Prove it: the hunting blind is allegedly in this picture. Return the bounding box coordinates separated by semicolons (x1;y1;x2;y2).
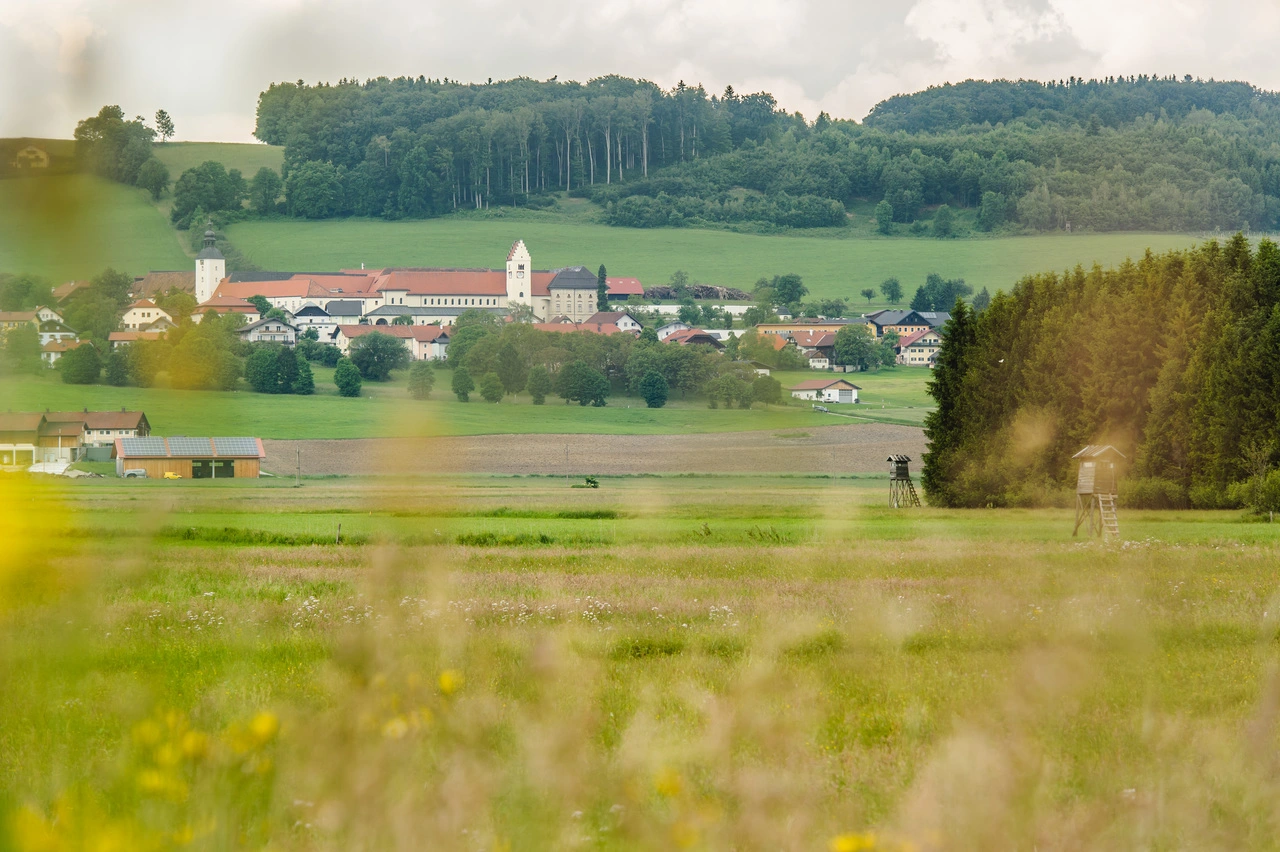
888;455;921;508
1072;445;1125;538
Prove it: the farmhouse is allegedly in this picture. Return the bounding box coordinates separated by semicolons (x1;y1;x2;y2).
238;318;298;346
605;278;645;301
115;436;266;479
789;378;861;403
755;320;855;338
655;321;690;341
0;409;148;466
862;310;950;339
585;311;644;332
41;339;93;365
121;299;173;330
896;329;942;366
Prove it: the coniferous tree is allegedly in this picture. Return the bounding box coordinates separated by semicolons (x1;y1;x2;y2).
921;299;976;506
597;265;609;311
292;354;315;395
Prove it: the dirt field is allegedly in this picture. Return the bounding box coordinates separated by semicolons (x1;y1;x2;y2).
262;424;927;477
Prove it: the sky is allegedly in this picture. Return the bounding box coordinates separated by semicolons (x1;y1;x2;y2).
4;0;1280;143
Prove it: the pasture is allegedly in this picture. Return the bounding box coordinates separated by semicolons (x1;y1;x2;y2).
227;214;1202;304
151;142;284;181
4;472;1280;850
0;174;188;281
0;367;929;439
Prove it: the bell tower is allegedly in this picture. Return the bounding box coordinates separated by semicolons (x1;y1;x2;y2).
505;239;531;307
194;223;226;304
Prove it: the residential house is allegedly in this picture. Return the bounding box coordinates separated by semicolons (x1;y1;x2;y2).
655;321;691;341
46;409;150;447
329;324;450;361
896;328;942;366
731;360;772;376
52;280;90;303
121;299;173;330
290;302;336;338
585;311;644;332
805;350;831;370
191;296;260;325
1;307;76;345
41;339;94;365
789;378;861;403
0;310;38;336
664;329;725;349
238;318;298;346
325;300;364;327
530;321;625;336
108;331;165;349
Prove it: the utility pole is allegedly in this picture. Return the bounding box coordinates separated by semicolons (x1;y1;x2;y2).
295;446;300;487
565;444;569;486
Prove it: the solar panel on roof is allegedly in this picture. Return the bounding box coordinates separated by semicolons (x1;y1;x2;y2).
120;437;167;456
167;437;213;456
213;437;260;456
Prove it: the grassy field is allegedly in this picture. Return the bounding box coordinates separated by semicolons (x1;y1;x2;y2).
228;213;1203;303
4;472;1280;850
151;142;283;180
2;368;880;438
0;174;189;280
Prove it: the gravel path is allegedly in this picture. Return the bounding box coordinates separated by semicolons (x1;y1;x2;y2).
262;424;926;477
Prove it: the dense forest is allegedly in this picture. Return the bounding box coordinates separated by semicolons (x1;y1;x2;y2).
922;235;1280;511
248;74;1280;233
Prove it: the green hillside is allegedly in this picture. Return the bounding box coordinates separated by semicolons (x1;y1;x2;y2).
0;173;188;280
151;141;283;179
227;215;1201;301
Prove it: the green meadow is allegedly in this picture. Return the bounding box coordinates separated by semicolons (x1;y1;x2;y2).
227;213;1202;303
4;367;913;438
4;473;1280;850
0;174;188;281
151;142;284;180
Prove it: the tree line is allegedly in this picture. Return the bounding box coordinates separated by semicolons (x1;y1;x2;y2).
241;75;1280;233
922;234;1280;514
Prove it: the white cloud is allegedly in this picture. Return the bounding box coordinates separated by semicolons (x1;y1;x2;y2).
5;0;1280;141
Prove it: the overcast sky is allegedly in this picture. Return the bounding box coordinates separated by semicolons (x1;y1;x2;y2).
4;0;1280;143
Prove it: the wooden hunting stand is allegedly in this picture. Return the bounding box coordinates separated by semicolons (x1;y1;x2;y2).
1072;445;1125;538
888;455;921;508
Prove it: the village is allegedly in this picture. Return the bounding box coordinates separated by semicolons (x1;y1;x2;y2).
1;234;949;476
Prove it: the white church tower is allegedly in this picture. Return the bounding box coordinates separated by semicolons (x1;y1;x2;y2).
194;223;225;304
505;239;531;308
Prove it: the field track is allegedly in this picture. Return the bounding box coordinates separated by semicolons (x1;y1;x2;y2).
263;423;926;476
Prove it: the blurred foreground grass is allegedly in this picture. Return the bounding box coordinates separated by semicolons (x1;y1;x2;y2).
4;473;1280;850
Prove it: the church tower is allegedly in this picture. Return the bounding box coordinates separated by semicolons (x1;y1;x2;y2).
505;239;531;308
194;223;225;304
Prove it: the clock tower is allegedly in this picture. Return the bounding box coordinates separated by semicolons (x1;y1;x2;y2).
505;239;531;307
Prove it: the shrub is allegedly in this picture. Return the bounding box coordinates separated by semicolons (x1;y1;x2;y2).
479;371;504;403
349;332;409;381
292;354;314;395
1119;477;1189;509
638;370;669;408
58;344;101;384
334;357;362;397
407;361;436;399
525;365;552;404
452;366;475;402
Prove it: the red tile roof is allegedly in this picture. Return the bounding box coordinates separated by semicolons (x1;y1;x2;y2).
606;277;644;296
896;329;937;348
665;329;724;347
334;324;449;342
52;280;90;302
792;330;836;349
194;296;258;313
132;271;194;297
42;339;91;353
530;322;624;335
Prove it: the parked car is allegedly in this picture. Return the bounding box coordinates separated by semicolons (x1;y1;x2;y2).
122;469;147;478
163;471;183;480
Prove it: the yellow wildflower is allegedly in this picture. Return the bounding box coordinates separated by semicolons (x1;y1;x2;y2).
438;669;464;695
654;767;683;798
249;711;279;744
829;832;877;852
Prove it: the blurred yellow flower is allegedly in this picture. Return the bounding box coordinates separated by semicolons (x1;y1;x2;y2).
438;669;463;695
830;832;877;852
250;711;279;743
382;716;410;739
654;767;683;798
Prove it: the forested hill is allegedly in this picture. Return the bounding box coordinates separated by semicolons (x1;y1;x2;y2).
864;77;1278;133
250;75;1280;233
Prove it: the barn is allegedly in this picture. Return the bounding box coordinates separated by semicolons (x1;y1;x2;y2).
114;437;266;479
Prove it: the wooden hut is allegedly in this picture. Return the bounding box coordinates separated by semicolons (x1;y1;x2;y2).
887;454;920;508
1071;445;1125;537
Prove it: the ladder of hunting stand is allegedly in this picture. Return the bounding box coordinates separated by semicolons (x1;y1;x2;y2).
1098;493;1119;537
904;478;921;507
